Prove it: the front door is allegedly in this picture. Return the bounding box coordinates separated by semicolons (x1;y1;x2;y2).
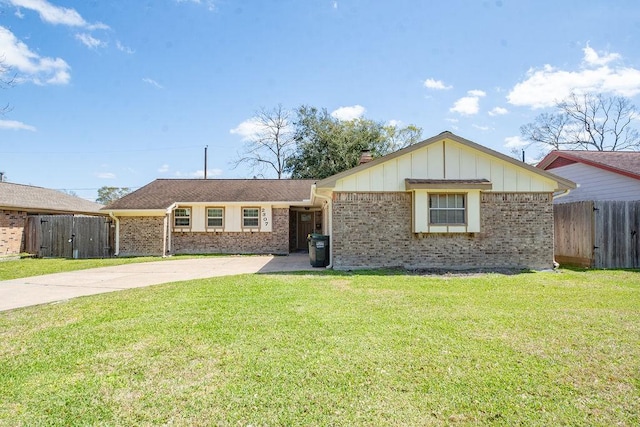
297;211;315;250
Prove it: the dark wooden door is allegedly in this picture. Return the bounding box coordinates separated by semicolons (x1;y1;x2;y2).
297;211;315;250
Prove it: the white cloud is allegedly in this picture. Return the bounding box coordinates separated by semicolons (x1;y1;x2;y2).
424;78;452;90
507;44;640;109
230;117;263;141
332;1;338;9
331;105;366;121
0;119;36;131
488;107;508;116
449;89;486;116
75;33;106;49
445;118;459;123
116;41;134;54
7;0;108;29
583;44;620;66
96;172;116;179
468;89;486;97
158;164;169;173
142;77;163;89
387;119;402;127
504;136;528;149
0;26;71;85
472;124;490;131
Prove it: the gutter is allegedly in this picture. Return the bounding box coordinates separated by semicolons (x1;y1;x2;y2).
311;184;333;269
108;211;120;256
553;184;578;201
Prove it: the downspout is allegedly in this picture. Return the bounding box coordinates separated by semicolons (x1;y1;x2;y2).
311;184;333;269
108;211;119;256
164;203;177;257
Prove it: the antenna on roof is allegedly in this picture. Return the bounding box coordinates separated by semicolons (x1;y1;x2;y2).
204;145;208;179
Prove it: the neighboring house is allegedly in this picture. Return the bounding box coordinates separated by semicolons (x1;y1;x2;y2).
103;179;319;257
537;150;640;268
106;131;575;271
536;150;640;203
0;182;104;257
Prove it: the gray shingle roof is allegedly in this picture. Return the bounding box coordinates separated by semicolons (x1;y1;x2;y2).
103;179;316;210
537;150;640;180
0;182;104;214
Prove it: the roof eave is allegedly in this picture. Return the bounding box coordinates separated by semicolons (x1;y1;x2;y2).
1;205;106;215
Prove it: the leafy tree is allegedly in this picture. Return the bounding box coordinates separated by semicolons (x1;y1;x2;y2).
286;106;422;179
521;93;640;153
96;186;131;205
232;104;296;179
383;123;423;152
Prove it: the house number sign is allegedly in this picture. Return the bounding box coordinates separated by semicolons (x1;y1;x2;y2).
262;207;269;228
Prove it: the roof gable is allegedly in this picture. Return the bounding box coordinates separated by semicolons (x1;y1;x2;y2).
537;150;640;181
104;179;316;210
317;131;575;192
0;182;104;214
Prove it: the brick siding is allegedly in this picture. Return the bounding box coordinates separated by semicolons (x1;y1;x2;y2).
331;192;554;271
119;216;165;256
0;209;27;256
172;208;290;255
118;209;291;256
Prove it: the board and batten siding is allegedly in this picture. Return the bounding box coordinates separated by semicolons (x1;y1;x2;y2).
333;138;558;193
545;163;640;203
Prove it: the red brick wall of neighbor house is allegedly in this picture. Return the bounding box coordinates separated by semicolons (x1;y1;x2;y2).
0;209;27;256
331;192;554;270
171;208;290;255
119;216;165;256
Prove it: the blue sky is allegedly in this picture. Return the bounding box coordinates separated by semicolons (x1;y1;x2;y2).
1;0;639;201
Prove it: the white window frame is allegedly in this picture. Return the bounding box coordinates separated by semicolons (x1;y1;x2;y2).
173;207;191;230
429;193;466;225
242;207;260;230
206;207;224;230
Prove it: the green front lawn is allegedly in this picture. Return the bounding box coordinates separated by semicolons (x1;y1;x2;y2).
1;270;639;425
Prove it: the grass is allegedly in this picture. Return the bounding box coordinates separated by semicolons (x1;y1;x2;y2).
1;269;639;425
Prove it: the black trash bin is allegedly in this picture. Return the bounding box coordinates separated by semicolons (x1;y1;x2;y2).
308;233;330;267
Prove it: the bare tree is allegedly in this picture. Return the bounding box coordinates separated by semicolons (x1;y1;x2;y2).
233;104;295;179
0;57;15;115
521;92;639;153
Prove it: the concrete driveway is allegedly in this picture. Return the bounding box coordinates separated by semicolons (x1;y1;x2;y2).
0;253;318;312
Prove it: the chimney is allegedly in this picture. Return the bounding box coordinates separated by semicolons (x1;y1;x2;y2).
358;149;373;165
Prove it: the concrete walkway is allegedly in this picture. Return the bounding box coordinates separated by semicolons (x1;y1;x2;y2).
0;253;319;312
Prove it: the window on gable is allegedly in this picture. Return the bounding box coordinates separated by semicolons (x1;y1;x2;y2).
242;207;260;228
207;207;224;229
429;194;466;225
174;207;191;228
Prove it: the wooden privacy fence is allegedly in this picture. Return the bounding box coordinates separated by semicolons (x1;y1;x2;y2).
554;201;640;269
24;215;113;259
